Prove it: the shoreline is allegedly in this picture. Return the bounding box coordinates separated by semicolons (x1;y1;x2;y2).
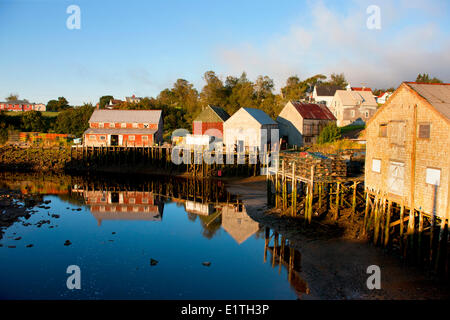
225;176;450;299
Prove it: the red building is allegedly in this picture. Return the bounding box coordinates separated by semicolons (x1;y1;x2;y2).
0;100;45;112
83;109;163;147
192;105;230;139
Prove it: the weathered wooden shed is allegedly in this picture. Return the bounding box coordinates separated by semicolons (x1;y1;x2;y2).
223;107;278;151
192;105;230;139
365;82;450;220
276;101;336;147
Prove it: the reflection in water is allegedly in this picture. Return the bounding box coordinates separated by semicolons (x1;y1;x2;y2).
264;227;310;298
0;172;309;299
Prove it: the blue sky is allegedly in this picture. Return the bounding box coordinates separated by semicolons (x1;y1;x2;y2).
1;0;449;105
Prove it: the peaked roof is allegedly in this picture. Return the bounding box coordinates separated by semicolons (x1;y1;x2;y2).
243;108;277;125
89;109;162;123
289;101;336;120
335;90;377;107
315;85;341;96
405;82;450;120
195;105;230;122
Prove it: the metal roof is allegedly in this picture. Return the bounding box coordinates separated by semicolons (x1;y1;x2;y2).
89;109;162;123
335;90;377;107
243;108;277;125
290;101;336;120
406;82;450;120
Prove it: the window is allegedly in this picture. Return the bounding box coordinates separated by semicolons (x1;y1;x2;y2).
129;198;135;204
372;159;381;173
418;123;430;139
99;122;104;128
426;168;440;186
121;123;126;128
142;136;148;141
89;135;96;140
351;110;355;117
109;123;115;128
100;135;106;140
365;111;369;118
132;123;138;128
379;124;387;137
128;135;135;141
144;123;149;128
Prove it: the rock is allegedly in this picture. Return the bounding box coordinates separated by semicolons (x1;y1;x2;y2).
44;200;51;204
26;244;33;248
150;258;158;266
202;262;212;267
51;214;60;218
112;232;116;234
14;237;22;241
64;240;72;246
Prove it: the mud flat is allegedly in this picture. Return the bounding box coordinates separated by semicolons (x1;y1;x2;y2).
225;176;450;300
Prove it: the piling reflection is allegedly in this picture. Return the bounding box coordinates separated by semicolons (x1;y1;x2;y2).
264;227;310;298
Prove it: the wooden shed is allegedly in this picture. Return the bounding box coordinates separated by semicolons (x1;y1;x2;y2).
192;105;230;139
365;82;450;220
276;101;336;147
223;107;278;151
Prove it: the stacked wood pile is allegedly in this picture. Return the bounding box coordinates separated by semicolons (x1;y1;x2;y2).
280;151;347;182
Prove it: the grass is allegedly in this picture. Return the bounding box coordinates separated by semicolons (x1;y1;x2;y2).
308;139;365;154
339;124;365;135
4;111;60;117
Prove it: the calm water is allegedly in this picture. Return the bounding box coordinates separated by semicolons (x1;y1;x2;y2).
0;173;304;299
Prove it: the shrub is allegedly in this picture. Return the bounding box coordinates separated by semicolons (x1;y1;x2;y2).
317;122;341;144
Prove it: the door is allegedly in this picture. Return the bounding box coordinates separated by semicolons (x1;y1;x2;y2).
388;161;405;195
110;135;119;146
118;135;123;146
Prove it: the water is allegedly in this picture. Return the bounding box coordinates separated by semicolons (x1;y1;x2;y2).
0;173;303;299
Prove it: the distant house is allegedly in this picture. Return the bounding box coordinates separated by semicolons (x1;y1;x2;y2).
376;91;393;104
192;105;230;140
83;109;163;147
33;103;46;112
125;95;143;104
0;100;45;112
223;107;278;151
329;90;378;126
365;82;450;220
276;101;336;147
312;85;341;106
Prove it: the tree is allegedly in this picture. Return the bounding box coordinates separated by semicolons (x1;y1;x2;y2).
54;104;94;136
416;73;443;84
317;122;341;144
99;95;114;109
326;73;348;89
6;94;19;101
47;96;70;112
254;75;274;100
200;71;226;107
21;110;45;132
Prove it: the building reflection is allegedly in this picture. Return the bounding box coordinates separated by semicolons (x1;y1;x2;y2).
221;203;260;245
264;227;310;299
73;187;164;226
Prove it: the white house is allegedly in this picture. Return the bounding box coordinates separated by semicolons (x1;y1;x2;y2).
328;90;378;127
223;107;278;151
376;91;393;104
312;85;341;107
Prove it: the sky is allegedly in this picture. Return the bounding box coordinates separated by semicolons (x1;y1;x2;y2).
0;0;449;105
